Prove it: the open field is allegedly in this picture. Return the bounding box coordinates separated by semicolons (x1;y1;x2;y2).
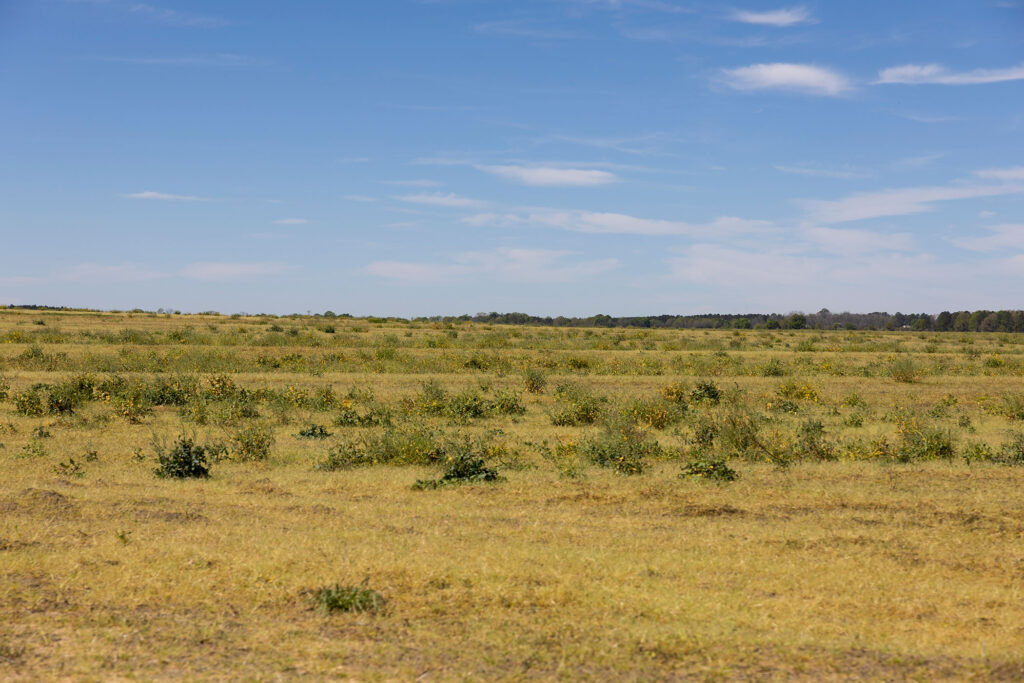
2;309;1024;680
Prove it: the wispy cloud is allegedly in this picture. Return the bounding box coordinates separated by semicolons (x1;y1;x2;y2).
123;190;209;201
800;181;1024;223
397;192;486;208
876;62;1024;85
1;261;287;286
803;226;914;254
774;163;870;179
952;224;1024;252
273;218;308;225
729;6;815;27
367;248;618;284
465;209;773;236
476;165;618;187
720;63;852;95
975;166;1024;181
343;195;378;203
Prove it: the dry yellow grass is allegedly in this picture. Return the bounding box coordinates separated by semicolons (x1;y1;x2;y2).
1;309;1023;679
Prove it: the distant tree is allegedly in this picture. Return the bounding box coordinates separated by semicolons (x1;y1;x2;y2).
733;317;751;329
784;313;806;330
934;311;953;332
764;319;781;329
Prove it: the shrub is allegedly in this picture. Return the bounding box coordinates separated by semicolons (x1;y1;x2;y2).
681;455;738;483
690;381;721;405
791;420;837;461
491;390;526;416
624;398;680;430
550;383;605;426
580;417;660;475
231;423;275;461
316;425;448;471
297;424;332;440
758;358;786;377
541;440;586;479
412;442;502;489
445;389;489;422
888;357;920;383
523;369;547;394
13;388;46;417
305;578;386;614
997;432;1024;464
0;375;8;401
776;381;820;403
997;393;1024;421
661;382;689;404
154;436;211;479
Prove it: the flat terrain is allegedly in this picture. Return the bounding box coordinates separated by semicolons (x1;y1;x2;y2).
1;309;1023;680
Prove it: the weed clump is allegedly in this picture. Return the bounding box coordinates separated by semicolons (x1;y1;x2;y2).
412;436;503;489
154;436;211;479
580;416;660;475
681;455;738;483
297;424;332;440
231;423;275;461
305;578;386;614
689;381;721;405
550;383;605;426
523;369;547;394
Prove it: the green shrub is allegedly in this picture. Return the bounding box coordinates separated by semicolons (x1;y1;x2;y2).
888;357;920;383
997;432;1024;464
231;423;274;461
624;398;681;430
550;383;605;426
758;358;786;377
412;439;502;489
0;375;9;401
580;417;660;475
522;369;547;394
305;578;386;614
689;381;721;404
791;420;837;461
297;424;332;439
316;425;448;470
154;436;211;479
681;455;737;483
491;390;526;416
13;388;46;417
661;382;689;404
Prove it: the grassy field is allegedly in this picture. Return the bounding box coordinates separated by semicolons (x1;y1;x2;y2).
2;309;1024;680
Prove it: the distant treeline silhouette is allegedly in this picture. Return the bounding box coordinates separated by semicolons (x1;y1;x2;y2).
7;305;1024;332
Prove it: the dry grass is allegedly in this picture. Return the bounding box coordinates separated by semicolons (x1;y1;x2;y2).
1;309;1023;680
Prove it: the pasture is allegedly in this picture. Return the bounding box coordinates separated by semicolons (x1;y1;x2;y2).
1;309;1023;680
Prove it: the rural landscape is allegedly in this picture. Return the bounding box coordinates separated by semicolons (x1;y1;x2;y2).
2;306;1023;679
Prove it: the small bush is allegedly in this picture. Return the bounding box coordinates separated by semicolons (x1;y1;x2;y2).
54;458;85;479
681;455;738;483
13;388;46;417
580;417;660;475
297;424;332;440
231;423;275;461
661;382;689;404
550;383;605;426
997;432;1024;464
791;420;837;462
154;436;211;479
758;358;786;377
522;369;547;394
888;357;920;383
412;437;503;489
690;381;721;405
624;398;680;430
491;390;526;416
306;578;386;614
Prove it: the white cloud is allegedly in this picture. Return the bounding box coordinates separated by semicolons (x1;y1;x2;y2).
730;6;814;26
803;226;914;254
465;209;773;236
876;62;1024;85
124;190;209;201
951;224;1024;252
774;163;870;179
721;63;852;95
975;166;1024;181
367;248;619;284
343;195;378;202
799;182;1024;223
476;165;618;187
274;218;308;225
178;262;288;281
397;192;485;208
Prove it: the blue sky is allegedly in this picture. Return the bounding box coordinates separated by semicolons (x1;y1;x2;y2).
1;0;1022;316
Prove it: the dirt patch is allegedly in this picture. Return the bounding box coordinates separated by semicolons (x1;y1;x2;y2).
0;489;80;519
